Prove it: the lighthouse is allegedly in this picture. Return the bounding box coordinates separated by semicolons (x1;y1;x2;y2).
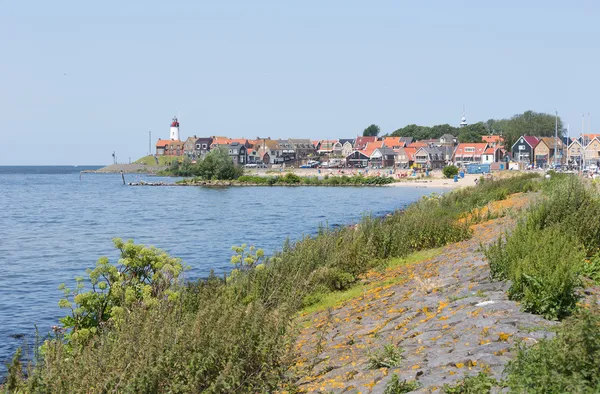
170;116;180;140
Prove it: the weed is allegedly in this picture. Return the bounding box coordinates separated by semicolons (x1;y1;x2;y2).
383;374;420;393
442;372;499;393
368;344;403;369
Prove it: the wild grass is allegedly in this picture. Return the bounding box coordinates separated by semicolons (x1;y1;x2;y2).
4;174;540;393
485;175;600;320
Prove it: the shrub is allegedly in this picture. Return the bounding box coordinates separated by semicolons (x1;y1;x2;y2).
443;165;459;179
368;344;403;369
165;148;244;179
384;374;420;394
442;372;498;393
504;305;600;393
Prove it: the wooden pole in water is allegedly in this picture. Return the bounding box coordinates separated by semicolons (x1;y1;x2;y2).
120;170;125;185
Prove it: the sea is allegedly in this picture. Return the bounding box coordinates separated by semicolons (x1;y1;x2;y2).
0;166;443;376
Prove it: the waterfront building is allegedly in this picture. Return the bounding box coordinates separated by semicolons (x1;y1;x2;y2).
453;143;489;166
510;136;539;164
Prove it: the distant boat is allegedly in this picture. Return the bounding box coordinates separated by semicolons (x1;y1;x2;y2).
74;165;79;168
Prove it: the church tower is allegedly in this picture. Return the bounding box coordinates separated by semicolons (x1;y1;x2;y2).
460;106;467;128
170;116;180;140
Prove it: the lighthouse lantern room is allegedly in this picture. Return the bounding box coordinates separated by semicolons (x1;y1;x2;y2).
170;116;180;141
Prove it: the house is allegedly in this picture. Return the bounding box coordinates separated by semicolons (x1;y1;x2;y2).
453;143;489;165
254;139;283;164
511;136;539;164
223;142;247;165
584;137;600;167
371;147;397;168
354;136;378;150
403;147;417;168
414;146;445;169
345;151;370;168
194;137;213;157
246;148;262;164
230;138;251;148
567;139;583;167
317;140;337;155
533;139;550;167
482;147;504;164
183;136;198;158
539;137;565;164
439;134;457;146
156;139;184;156
288;139;317;165
277;140;296;163
339;139;355;157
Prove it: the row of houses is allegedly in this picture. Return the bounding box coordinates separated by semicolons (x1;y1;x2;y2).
154;118;600;169
510;134;600;168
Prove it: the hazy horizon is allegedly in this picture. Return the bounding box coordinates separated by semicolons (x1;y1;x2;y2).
2;1;599;165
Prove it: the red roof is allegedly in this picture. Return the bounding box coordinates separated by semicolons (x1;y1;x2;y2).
359;141;384;157
484;147;495;154
454;143;488;158
212;137;232;146
522;136;540;148
156;139;171;147
407;141;427;148
482;135;504;143
382;137;405;148
230;138;248;145
403;147;417;161
354;136;378;148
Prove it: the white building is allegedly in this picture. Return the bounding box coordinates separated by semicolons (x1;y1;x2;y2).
170;116;180;140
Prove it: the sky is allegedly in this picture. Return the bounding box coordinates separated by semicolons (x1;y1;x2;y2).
1;0;598;165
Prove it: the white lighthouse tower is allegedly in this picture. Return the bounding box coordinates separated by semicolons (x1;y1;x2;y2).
170;116;180;140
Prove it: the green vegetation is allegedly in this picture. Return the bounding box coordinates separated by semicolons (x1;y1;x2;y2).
363;124;381;137
384;374;420;393
504;305;600;393
234;173;394;186
134;155;178;166
163;148;244;179
367;343;403;369
389;110;563;145
5;174;540;393
442;372;498;393
485;175;600;320
442;165;459;179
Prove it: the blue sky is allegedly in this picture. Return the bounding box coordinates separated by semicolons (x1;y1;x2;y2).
1;0;598;165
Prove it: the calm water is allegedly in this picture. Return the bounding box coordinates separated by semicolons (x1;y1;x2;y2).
0;166;443;374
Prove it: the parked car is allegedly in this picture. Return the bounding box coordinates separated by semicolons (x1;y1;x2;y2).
255;163;268;169
244;163;257;168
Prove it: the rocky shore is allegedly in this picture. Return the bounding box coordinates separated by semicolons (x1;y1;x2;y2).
293;193;555;393
82;163;167;174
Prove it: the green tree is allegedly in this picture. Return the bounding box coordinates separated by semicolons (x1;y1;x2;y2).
458;122;487;143
489;110;564;149
363;124;381;137
391;124;431;140
58;239;185;343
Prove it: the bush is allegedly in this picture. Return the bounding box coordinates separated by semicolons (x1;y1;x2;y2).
504;306;600;393
368;344;403;369
485;175;600;320
384;374;420;394
442;165;459;179
165;148;244;180
442;372;498;393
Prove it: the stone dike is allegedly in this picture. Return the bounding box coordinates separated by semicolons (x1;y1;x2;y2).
292;193;554;393
83;163;167;174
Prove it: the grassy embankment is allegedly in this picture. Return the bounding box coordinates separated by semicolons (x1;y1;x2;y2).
443;174;600;393
134;155;180;166
4;174;542;393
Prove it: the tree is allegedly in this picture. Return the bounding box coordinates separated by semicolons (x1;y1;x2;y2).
58;239;185;344
363;124;381;137
442;165;459;179
487;111;564;149
391;124;431;140
458;122;488;143
166;148;244;179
